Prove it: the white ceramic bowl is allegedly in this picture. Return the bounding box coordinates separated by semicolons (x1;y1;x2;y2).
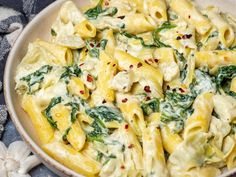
3;0;236;177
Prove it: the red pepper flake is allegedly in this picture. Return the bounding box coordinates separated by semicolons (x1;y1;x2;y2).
125;124;129;129
144;60;149;64
96;43;101;48
146;96;151;101
102;99;107;104
176;36;181;40
144;86;151;93
179;88;185;93
117;16;125;19
154;59;159;63
122;98;128;103
120;165;125;169
129;64;133;69
87;74;93;82
80;90;85;94
79;63;84;67
105;1;109;6
90;43;94;47
182;34;192;39
188;15;191;19
128;144;134;149
107;62;111;65
148;58;153;63
113;64;116;67
137;62;143;68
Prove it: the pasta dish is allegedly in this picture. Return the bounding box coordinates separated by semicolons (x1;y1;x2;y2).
15;0;236;176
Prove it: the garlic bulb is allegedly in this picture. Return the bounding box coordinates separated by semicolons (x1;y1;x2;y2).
0;141;41;177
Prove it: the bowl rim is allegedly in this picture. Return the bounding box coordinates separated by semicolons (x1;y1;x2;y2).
3;0;236;177
3;0;83;176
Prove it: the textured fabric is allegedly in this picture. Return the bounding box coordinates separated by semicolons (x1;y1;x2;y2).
0;0;54;138
0;0;58;176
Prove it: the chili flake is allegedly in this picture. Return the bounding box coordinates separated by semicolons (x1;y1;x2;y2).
125;124;129;129
128;144;134;149
144;86;151;93
154;59;159;63
80;90;85;94
137;62;143;68
118;16;125;19
179;88;185;93
122;98;128;103
87;74;93;82
120;165;125;169
129;65;133;69
146;96;151;101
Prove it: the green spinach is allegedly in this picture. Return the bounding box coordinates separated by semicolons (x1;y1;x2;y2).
152;22;176;48
190;69;216;96
86;106;123;123
216;65;236;88
87;118;108;142
206;31;218;42
160;89;194;133
85;106;123;142
120;32;157;48
42;97;62;129
66;102;80;123
165;90;194;109
174;50;188;82
141;98;159;116
60;64;82;83
21;65;52;93
51;29;57;36
215;65;236;98
120;22;176;49
84;0;117;20
62;127;71;141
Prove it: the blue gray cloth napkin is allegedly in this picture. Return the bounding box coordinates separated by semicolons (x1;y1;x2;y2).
0;0;58;176
0;0;55;136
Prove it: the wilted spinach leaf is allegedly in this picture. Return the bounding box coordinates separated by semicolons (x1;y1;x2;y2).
42;97;62;129
86;106;123;123
60;64;82;83
190;69;216;96
215;65;236;98
84;0;117;20
21;65;53;93
152;22;176;48
141;98;159;116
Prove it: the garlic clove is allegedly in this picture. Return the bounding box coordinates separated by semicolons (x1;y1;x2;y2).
8;171;31;177
4;158;20;172
0;142;7;159
18;155;41;174
7;141;31;162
